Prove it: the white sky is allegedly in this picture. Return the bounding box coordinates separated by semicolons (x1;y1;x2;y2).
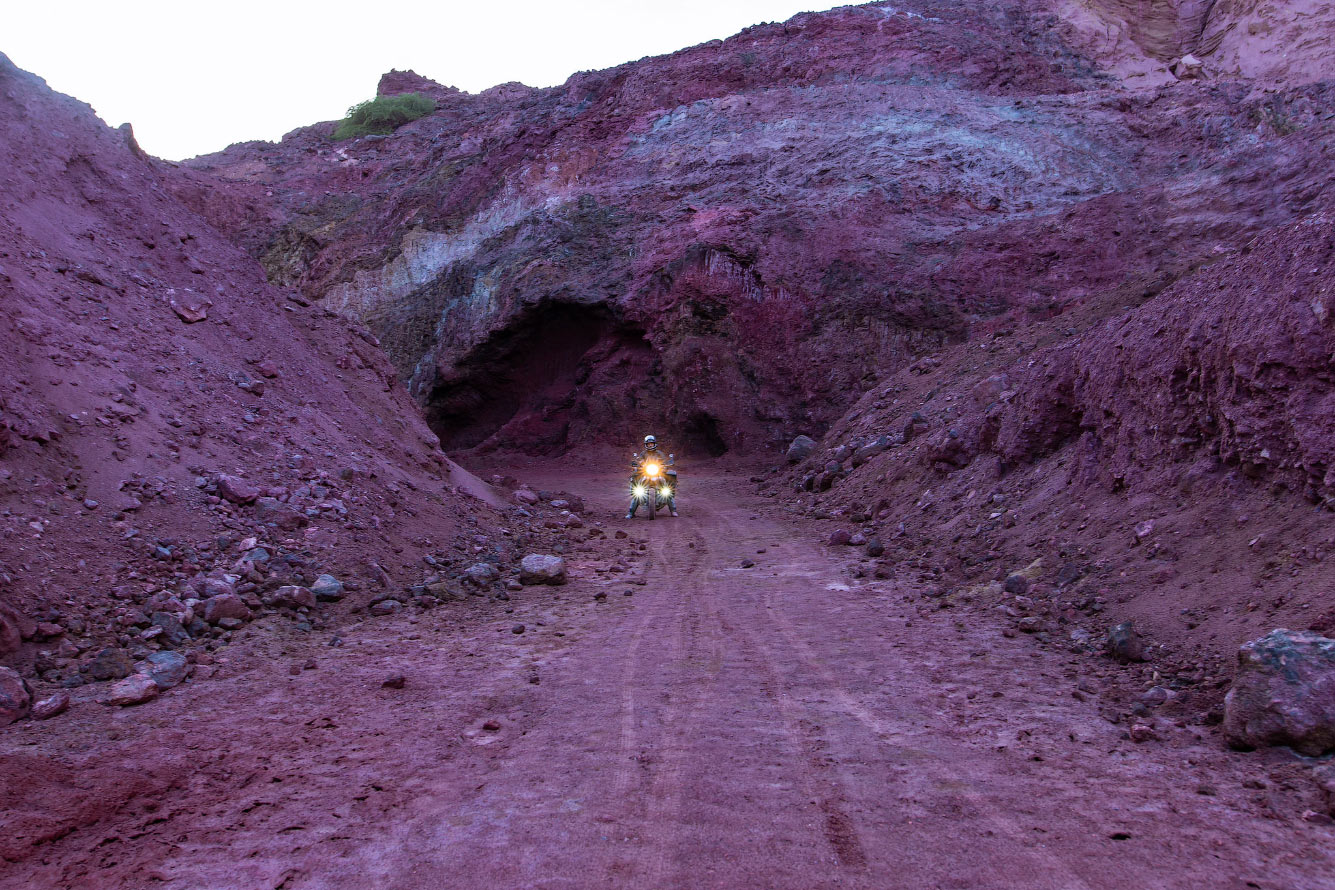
5;1;847;161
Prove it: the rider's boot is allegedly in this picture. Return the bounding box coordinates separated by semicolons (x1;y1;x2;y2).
625;498;638;520
668;496;679;517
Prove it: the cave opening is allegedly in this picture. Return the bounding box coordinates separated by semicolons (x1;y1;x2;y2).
683;412;729;458
423;301;649;454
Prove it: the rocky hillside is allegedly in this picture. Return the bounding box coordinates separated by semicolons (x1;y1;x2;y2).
0;53;528;688
780;211;1335;694
176;0;1335;460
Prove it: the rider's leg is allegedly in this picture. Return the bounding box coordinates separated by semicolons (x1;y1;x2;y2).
626;496;638;519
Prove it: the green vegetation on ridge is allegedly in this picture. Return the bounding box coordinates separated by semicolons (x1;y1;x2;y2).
333;93;436;140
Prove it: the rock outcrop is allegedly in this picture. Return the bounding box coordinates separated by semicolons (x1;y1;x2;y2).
175;1;1335;457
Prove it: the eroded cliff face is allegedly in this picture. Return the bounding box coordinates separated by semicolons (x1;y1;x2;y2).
1060;0;1335;86
175;0;1334;460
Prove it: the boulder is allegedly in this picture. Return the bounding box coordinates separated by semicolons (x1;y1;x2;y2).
203;593;252;625
105;673;158;706
271;585;317;609
1224;629;1335;756
0;666;31;725
519;554;568;586
786;435;816;463
464;563;501;586
310;574;344;601
1106;621;1146;663
215;474;259;505
142;651;188;689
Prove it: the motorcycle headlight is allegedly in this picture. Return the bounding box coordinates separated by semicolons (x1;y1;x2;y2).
645;463;661;477
632;484;648;499
660;487;672;498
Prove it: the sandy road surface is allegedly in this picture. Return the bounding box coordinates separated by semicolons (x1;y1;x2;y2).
3;469;1332;889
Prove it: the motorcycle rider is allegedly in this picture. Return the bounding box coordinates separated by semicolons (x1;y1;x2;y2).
626;434;678;518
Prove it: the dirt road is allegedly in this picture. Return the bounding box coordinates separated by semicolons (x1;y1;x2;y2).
3;469;1331;889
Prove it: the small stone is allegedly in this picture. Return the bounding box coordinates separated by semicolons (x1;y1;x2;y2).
150;612;190;647
1137;686;1172;709
310;574;344;601
519;554;567;586
513;489;539;506
381;674;406;689
464;563;501;586
0;667;31;725
370;600;403;616
1129;723;1156;743
217;617;245;631
169;295;209;323
105;673;159;706
272;585;317;610
741;558;755;569
32;691;70;720
215;474;259;505
848;532;867;547
85;647;134;681
1106;621;1146;664
203;594;251;625
865;537;885;558
482;719;501;731
34;622;63;639
1017;616;1044;634
512;624;526;634
1003;574;1029;595
506;579;523;592
828;529;852;546
200;577;237;599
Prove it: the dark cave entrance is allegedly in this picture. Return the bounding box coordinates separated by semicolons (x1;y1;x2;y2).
424;301;649;454
682;412;729;458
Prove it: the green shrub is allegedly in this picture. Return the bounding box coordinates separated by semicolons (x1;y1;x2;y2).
332;93;436;140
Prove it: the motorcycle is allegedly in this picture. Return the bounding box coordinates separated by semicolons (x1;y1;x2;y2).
629;452;676;520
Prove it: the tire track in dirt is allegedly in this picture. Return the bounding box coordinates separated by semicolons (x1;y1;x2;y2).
730;512;1091;886
606;519;716;885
